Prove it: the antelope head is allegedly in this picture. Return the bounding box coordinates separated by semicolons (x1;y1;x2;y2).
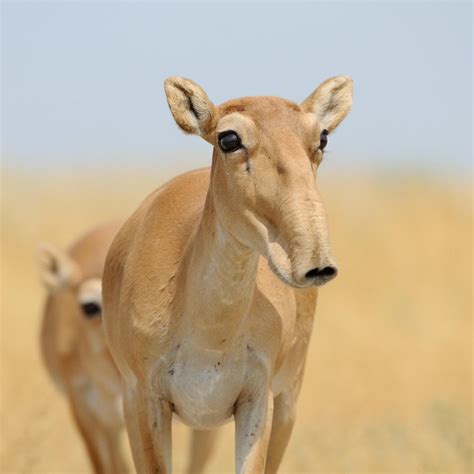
38;243;103;318
165;76;353;288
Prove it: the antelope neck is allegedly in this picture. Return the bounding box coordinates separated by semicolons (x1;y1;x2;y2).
181;189;259;348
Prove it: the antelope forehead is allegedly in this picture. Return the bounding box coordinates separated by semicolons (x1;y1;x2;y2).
217;97;303;130
216;112;310;146
216;112;255;134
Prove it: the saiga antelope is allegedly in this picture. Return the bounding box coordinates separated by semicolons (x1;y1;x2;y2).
38;221;216;473
38;222;128;473
103;75;353;473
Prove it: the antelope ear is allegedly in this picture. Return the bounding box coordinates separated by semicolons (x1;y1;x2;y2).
164;76;215;137
37;243;81;291
301;76;353;133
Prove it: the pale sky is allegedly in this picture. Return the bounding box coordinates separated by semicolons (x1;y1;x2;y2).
2;1;472;174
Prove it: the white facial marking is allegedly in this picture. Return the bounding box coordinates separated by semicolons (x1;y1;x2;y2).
78;278;102;306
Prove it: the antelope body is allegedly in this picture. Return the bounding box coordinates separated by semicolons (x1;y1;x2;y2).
103;76;353;473
38;222;128;474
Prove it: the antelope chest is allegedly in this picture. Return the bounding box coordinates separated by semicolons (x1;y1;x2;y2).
159;343;249;429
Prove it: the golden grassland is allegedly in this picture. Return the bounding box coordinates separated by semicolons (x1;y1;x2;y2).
1;165;472;473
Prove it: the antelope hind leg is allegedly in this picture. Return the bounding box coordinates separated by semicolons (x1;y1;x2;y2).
264;391;298;474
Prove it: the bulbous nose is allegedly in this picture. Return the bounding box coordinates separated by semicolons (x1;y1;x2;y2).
304;265;338;285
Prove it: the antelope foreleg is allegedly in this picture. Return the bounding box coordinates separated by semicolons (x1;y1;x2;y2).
235;391;273;474
123;382;172;474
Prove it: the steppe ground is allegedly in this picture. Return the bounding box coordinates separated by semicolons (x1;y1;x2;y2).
1;163;472;473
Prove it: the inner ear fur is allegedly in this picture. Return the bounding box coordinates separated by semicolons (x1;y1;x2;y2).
37;243;81;291
301;76;353;133
164;76;215;137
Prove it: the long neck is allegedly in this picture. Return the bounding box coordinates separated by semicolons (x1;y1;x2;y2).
180;187;259;348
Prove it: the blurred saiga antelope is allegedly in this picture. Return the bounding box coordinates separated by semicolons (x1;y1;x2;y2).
38;222;128;474
103;75;353;473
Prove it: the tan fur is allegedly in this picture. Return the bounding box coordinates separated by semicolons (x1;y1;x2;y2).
38;222;128;474
103;76;353;473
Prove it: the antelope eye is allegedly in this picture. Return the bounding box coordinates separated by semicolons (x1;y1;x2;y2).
319;129;329;151
218;131;242;153
81;302;101;318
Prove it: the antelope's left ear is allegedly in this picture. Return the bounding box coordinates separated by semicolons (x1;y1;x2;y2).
164;76;216;138
37;243;81;291
301;76;353;133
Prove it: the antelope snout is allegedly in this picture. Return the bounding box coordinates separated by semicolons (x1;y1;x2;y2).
304;264;338;286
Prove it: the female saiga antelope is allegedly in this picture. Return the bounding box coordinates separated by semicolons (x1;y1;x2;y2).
103;75;353;473
38;222;128;474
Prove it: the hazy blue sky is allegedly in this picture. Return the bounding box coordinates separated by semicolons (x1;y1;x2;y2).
2;1;472;173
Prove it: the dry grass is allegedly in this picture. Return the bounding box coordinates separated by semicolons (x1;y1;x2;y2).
1;165;472;473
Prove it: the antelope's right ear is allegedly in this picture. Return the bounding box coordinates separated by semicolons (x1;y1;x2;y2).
37;243;81;291
164;76;215;138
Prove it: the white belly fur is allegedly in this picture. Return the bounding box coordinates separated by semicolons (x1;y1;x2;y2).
158;344;247;429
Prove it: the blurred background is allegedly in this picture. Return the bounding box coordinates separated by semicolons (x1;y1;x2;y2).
1;1;472;473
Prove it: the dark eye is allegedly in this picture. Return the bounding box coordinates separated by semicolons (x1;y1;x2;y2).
319;129;329;151
81;302;101;318
218;131;242;153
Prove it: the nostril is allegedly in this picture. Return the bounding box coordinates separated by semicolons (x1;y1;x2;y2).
319;266;337;278
305;266;337;280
